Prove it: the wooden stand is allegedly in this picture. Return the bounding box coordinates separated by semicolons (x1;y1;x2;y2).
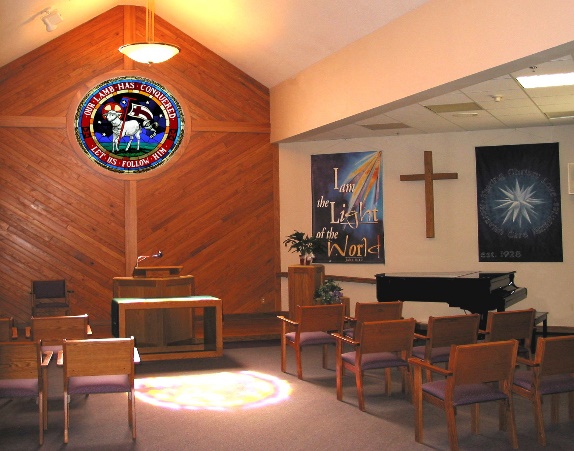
112;266;222;361
288;264;324;318
112;296;223;361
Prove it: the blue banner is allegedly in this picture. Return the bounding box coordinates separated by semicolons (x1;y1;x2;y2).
476;143;562;262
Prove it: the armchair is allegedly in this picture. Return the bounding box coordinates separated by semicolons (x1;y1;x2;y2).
0;341;52;445
512;334;574;446
278;303;345;380
28;314;91;364
63;337;136;443
30;279;71;317
412;313;480;381
332;318;416;411
409;340;519;450
481;308;536;359
343;301;403;339
0;314;18;340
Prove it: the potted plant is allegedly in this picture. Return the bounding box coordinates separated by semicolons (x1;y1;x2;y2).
314;279;343;305
283;230;327;264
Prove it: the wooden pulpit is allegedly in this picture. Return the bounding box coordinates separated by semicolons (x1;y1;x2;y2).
113;266;195;299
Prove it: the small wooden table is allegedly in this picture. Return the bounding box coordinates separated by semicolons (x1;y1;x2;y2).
112;296;223;361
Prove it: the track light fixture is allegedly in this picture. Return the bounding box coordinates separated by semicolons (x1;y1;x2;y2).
42;9;63;32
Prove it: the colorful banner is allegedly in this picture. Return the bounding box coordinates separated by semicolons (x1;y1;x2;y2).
475;143;562;262
312;151;384;263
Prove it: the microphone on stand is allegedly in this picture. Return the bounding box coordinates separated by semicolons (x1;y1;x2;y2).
135;250;163;267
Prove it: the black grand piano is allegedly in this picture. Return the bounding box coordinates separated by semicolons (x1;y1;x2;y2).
375;271;527;328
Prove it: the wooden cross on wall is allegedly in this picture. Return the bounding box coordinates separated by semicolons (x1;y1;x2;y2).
400;151;458;238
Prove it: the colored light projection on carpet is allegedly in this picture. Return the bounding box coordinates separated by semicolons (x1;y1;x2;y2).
135;371;291;411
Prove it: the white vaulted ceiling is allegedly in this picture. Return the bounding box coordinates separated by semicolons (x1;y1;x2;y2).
2;0;574;141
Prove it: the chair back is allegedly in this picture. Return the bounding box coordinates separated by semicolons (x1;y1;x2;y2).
32;280;67;299
31;314;89;347
63;337;135;444
353;301;403;337
63;337;134;378
357;318;416;356
295;304;344;334
426;313;480;348
484;308;536;344
0;341;42;380
449;340;518;386
535;335;574;377
31;279;71;316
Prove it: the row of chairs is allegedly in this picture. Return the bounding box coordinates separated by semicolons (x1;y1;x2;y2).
278;302;574;449
0;314;136;445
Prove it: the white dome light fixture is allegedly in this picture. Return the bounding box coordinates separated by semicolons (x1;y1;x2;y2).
119;0;180;65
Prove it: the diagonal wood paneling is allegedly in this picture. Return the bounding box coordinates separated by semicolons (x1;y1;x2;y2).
0;6;279;328
0;127;126;325
137;131;276;314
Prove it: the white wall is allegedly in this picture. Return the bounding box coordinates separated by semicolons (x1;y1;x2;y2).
279;125;574;326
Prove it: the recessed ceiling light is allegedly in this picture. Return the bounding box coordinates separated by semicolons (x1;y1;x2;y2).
452;112;479;118
517;72;574;88
360;122;410;130
545;111;574;120
424;102;482;113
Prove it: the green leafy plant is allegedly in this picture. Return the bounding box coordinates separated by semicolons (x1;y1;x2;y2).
283;230;327;257
314;279;343;305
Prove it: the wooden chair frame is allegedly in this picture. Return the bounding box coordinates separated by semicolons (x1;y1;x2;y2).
278;303;345;380
333;318;416;411
481;308;536;359
63;337;136;443
413;313;480;381
0;341;52;445
410;340;519;451
512;334;574;446
0;315;18;340
28;314;91;364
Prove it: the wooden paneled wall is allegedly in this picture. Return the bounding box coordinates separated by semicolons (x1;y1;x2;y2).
0;6;279;327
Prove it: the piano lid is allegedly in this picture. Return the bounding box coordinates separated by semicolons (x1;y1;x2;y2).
380;271;515;278
376;271;523;310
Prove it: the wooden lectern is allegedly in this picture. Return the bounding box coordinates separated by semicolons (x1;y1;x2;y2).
112;266;222;361
114;266;195;298
287;264;350;318
288;264;325;319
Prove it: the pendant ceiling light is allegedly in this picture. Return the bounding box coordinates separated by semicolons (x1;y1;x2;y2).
119;0;180;64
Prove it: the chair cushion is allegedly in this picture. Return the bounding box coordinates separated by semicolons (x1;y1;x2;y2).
514;370;574;395
68;375;130;394
423;379;508;406
411;345;451;363
342;351;407;370
0;378;38;397
286;331;336;346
